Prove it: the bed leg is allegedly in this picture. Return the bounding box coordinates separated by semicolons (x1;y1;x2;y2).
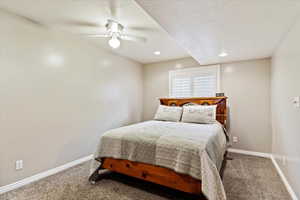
89;165;103;184
89;158;105;184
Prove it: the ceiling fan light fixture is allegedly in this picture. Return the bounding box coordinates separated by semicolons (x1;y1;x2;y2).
109;35;121;49
83;19;146;47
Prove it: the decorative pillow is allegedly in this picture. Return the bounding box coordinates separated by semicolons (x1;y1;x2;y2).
154;105;183;122
181;105;217;124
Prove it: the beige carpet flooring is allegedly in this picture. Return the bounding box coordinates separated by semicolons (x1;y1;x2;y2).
0;153;291;200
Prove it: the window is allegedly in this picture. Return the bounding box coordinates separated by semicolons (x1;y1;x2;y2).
169;65;220;97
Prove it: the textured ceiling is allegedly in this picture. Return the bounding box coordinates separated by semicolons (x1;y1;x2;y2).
0;0;188;64
135;0;300;65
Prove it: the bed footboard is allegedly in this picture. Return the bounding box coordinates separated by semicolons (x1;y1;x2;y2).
99;158;202;195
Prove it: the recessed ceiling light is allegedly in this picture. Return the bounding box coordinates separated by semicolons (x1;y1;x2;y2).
218;52;228;57
154;51;161;55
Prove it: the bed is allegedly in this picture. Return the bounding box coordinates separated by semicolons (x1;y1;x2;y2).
90;97;228;200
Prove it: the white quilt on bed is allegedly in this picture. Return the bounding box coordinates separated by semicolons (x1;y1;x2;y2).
93;120;227;200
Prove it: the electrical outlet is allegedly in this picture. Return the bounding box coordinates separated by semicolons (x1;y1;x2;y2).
232;136;238;143
16;160;23;170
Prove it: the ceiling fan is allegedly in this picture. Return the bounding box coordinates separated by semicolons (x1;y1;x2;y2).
57;0;153;49
83;19;147;49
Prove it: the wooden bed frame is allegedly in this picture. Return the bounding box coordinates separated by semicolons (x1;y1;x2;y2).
89;97;227;198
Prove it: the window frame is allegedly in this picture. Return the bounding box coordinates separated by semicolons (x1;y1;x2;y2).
168;65;221;98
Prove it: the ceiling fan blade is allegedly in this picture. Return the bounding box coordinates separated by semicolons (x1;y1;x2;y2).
120;34;147;43
20;15;44;26
0;7;45;27
83;33;110;38
57;19;103;28
127;26;158;33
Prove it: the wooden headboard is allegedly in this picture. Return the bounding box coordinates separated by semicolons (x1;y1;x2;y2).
159;97;227;126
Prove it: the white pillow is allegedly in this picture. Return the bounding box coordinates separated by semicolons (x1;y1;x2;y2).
181;105;217;124
154;105;183;122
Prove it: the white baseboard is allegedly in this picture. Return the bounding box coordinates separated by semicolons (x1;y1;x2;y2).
0;154;93;195
227;148;271;158
271;155;298;200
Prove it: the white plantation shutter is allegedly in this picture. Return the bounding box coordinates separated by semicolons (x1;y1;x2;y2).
171;77;191;97
169;65;220;97
193;75;216;97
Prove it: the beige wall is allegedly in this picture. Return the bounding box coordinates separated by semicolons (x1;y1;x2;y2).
0;12;143;186
271;17;300;197
143;58;271;153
